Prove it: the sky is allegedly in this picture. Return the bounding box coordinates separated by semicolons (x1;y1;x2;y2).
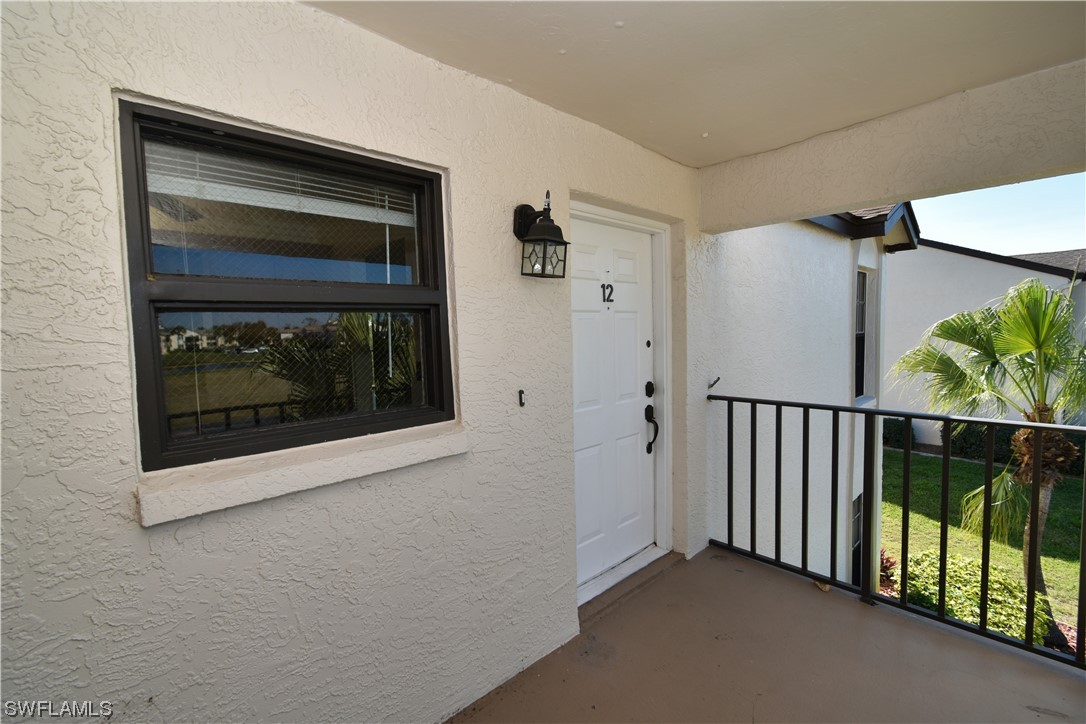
910;172;1085;256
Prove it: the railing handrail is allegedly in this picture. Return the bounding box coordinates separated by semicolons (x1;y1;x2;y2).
166;400;290;420
707;393;1086;434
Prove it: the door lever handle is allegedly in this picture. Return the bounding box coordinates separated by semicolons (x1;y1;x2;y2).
644;404;660;454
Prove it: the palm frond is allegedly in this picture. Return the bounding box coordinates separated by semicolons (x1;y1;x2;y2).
994;278;1072;357
258;337;351;419
960;468;1028;543
891;342;991;417
1052;344;1086;417
930;308;1000;371
338;312;375;351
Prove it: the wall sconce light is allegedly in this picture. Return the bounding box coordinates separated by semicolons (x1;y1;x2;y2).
513;190;569;278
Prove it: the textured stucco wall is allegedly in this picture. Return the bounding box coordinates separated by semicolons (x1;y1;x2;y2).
687;221;880;575
699;60;1086;234
0;3;700;721
883;245;1085;442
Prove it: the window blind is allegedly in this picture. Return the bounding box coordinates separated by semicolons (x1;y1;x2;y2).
144;140;417;228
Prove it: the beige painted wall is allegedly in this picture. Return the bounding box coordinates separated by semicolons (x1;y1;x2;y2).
1;3;700;721
699;60;1086;234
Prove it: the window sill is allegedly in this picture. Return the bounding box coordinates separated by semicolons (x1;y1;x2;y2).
854;395;878;408
136;420;469;527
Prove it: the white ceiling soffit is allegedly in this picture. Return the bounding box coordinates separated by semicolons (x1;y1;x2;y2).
314;1;1086;169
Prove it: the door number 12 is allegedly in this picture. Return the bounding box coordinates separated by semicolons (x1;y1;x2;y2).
600;284;614;303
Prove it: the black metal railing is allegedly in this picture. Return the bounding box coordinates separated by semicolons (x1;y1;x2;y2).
166;401;291;436
707;393;1085;669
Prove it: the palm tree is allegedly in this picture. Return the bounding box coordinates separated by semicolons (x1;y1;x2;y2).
258;333;352;421
892;278;1084;650
259;312;422;420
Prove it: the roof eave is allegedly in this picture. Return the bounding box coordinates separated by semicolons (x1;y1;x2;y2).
807;201;920;252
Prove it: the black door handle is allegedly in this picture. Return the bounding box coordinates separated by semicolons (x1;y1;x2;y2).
644;404;660;454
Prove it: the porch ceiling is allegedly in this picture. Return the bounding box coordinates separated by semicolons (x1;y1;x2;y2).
312;2;1085;168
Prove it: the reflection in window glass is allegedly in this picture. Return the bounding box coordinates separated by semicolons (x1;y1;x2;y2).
145;139;420;284
158;310;427;441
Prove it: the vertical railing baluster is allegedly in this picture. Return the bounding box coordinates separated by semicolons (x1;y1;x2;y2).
801;407;810;572
727;401;734;546
861;413;876;603
830;410;839;582
979;425;995;632
1025;428;1044;647
1076;462;1085;666
775;405;782;562
900;416;912;606
750;403;758;555
938;421;951;619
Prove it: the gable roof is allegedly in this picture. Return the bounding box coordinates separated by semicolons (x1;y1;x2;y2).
848;204;899;220
1011;249;1086;274
807;201;920;253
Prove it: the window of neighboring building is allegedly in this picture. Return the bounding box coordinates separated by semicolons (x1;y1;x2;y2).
854;270;868;398
120;102;454;471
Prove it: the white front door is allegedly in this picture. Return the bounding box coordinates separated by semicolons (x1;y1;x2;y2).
571;215;657;588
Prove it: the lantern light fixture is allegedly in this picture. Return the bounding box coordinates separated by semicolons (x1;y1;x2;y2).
513;190;569;278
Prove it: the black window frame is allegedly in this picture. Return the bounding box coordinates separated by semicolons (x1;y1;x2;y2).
119;101;454;471
854;270;868;398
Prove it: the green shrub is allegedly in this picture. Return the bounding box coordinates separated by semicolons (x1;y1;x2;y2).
902;550;1050;645
948;423;1014;464
879;548;897;588
948;423;1083;476
882;418;915;450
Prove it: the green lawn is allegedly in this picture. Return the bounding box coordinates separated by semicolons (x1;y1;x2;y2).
164;367;291;413
162;349;261;368
881;448;1082;624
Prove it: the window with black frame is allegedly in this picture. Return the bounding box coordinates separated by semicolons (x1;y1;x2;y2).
120;102;453;470
855;270;868;398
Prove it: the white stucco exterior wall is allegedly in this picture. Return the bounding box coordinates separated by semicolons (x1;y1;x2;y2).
882;244;1084;443
4;3;1083;721
698;60;1086;234
687;221;884;577
1;3;702;721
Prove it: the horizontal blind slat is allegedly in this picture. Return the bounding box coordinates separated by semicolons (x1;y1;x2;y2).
145;141;417;224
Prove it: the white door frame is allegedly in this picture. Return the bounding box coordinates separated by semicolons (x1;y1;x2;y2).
570;200;673;603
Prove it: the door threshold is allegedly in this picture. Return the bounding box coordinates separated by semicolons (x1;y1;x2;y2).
576;545;669;605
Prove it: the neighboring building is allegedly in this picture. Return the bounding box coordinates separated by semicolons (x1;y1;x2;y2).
2;3;1084;722
883;239;1086;442
158;327;212;354
1015;249;1086;330
702;205;917;582
1014;248;1086;274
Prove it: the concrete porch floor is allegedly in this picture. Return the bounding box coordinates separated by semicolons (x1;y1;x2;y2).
450;549;1085;723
